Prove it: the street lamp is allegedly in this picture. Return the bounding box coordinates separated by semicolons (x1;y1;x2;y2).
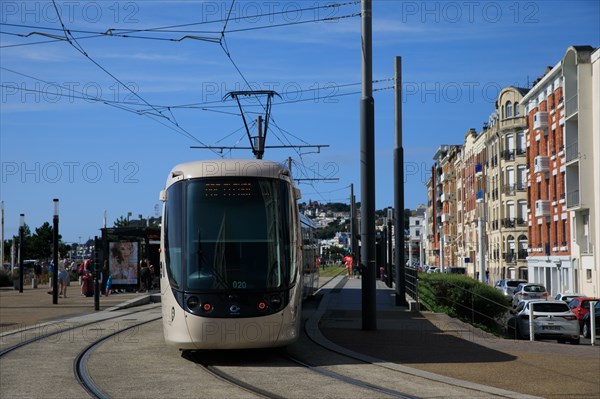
52;199;59;304
555;260;562;294
18;214;24;293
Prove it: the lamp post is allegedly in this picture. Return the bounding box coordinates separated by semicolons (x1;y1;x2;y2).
555;260;562;295
53;199;59;304
18;214;24;293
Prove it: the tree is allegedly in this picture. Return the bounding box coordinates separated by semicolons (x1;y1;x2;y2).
113;216;130;228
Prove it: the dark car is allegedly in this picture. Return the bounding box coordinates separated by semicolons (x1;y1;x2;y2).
581;300;600;338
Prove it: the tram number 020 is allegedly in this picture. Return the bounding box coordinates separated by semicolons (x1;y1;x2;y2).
232;281;247;289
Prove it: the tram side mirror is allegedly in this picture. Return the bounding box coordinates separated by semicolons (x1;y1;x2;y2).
159;190;167;202
294;188;302;200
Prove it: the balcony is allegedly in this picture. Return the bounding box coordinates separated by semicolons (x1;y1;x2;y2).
566;141;579;162
502;218;516;228
535;200;551;217
567;189;580;208
503;184;516;196
533;111;548;130
476;189;484;202
517;249;528;259
501;150;515;161
475;163;483;176
565;94;578;118
533;156;549;173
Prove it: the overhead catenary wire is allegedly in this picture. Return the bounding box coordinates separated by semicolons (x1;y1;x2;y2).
0;2;360;48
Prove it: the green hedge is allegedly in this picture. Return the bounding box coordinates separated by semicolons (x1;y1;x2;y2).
419;273;511;331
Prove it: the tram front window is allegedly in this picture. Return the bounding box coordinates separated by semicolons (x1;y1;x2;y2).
185;178;293;292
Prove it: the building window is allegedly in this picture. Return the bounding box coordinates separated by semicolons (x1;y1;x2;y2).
506;101;513;118
514;102;520;116
586;269;592;282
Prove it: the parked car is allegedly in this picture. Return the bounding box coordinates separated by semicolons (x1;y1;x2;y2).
507;299;580;344
511;283;549;307
554;292;584;302
445;266;466;275
495;279;527;298
581;300;600;338
567;297;600;331
427;267;439;274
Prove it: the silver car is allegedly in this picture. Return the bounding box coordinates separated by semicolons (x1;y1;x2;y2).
495;279;527;297
508;300;580;344
511;283;549;307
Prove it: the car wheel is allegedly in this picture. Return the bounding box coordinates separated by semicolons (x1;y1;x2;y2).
582;322;591;339
570;337;580;345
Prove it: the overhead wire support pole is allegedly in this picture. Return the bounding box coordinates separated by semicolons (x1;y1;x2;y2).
360;0;376;331
394;56;407;306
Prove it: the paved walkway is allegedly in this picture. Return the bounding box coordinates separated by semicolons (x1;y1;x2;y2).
316;277;600;399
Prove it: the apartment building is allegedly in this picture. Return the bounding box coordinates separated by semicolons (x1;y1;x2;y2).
461;129;487;279
563;46;598;296
484;87;530;284
426;145;462;269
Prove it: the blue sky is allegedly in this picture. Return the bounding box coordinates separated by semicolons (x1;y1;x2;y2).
1;0;599;244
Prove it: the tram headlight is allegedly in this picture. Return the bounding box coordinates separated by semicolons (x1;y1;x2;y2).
269;294;282;310
186;296;200;310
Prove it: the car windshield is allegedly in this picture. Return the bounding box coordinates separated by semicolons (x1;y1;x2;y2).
529;303;569;313
507;281;522;287
524;285;545;293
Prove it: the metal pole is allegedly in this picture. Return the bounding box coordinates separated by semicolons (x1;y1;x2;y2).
350;184;358;257
256;115;264;159
53;199;59;304
591;301;597;346
387;216;393;287
0;201;4;267
18;214;24;293
360;0;376;330
478;216;485;283
94;236;100;311
394;56;407;306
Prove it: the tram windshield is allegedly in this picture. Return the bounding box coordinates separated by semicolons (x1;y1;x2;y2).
164;177;295;292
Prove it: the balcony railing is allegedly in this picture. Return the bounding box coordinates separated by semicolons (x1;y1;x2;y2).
566;141;579;162
503;185;516;196
502;218;516;228
567;189;580;208
501;150;515;161
565;94;578;118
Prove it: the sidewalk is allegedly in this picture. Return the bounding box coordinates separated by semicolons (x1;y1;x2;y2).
315;277;600;399
0;283;152;331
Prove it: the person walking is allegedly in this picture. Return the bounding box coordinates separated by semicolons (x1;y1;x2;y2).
58;258;69;298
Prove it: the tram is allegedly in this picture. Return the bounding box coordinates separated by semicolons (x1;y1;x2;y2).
159;159;318;350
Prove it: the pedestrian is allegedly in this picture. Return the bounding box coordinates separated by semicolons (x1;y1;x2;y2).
58;258;69;298
139;259;149;292
343;254;353;278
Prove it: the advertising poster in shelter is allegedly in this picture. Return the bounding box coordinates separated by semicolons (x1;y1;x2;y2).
109;241;139;285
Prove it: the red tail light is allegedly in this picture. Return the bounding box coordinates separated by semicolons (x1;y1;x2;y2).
202;303;213;312
563;315;577;321
257;300;267;311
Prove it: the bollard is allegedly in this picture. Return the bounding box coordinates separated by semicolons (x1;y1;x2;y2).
529;302;535;342
32;277;38;289
591;301;597;346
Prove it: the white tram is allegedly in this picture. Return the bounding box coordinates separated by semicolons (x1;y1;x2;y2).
159;159;317;350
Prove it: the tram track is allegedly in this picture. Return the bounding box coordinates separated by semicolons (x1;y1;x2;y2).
0;305;160;358
74;315;162;399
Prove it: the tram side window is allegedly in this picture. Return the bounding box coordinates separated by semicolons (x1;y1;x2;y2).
165;183;183;288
